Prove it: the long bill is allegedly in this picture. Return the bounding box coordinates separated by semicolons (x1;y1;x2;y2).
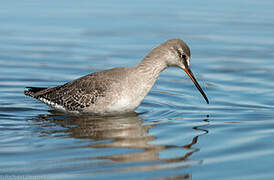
184;68;209;104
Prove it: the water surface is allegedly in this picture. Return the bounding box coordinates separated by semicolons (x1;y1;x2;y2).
1;0;274;179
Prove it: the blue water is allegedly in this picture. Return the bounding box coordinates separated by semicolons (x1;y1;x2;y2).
1;0;274;179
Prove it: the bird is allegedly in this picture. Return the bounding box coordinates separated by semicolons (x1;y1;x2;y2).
24;39;209;115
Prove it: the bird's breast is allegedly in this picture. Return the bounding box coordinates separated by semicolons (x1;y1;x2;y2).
105;82;150;113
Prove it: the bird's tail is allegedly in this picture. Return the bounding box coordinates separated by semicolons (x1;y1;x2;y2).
24;87;47;97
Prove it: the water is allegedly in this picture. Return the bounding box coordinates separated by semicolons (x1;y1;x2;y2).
1;0;274;179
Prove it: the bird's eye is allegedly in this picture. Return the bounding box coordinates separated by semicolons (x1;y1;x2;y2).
181;54;187;60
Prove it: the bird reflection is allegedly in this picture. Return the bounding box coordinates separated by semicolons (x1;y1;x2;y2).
35;111;209;172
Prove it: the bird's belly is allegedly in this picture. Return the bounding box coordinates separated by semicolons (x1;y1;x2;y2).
106;95;140;114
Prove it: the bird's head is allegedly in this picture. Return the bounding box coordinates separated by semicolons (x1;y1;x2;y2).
160;39;209;104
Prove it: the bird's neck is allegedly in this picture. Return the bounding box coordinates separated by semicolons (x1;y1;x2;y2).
136;53;167;80
124;55;167;107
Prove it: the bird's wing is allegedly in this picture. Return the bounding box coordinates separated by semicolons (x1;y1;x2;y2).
29;72;114;111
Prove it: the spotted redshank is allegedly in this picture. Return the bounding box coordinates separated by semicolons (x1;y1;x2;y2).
24;39;209;115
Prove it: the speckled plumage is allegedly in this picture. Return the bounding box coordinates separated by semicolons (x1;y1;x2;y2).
24;39;209;115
